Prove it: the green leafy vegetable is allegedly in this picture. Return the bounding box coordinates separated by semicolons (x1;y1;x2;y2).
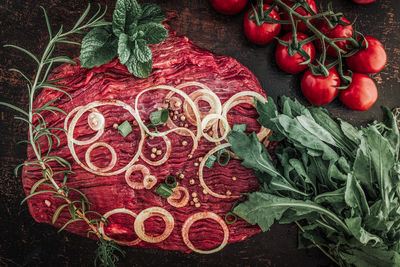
229;96;400;267
80;0;168;78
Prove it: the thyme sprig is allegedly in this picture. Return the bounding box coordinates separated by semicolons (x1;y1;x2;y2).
1;4;124;266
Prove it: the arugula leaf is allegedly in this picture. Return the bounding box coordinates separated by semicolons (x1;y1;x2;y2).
344;173;370;216
228;131;282;178
139;3;167;24
79;26;117;68
231;95;400;267
339;245;400;267
233;192;349;233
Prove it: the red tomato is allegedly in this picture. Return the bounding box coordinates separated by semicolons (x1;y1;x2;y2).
275;32;316;74
339;73;378;111
281;0;318;33
210;0;248;15
301;67;340;106
346;36;387;74
351;0;376;4
243;4;281;45
315;17;353;57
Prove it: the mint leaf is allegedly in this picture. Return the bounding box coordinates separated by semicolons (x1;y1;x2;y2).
137;23;168;45
118;33;131;64
139;3;167;24
126;55;152;78
80;26;117;68
133;39;152;63
112;0;142;37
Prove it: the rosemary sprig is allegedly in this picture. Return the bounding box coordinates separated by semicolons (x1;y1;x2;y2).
1;4;124;266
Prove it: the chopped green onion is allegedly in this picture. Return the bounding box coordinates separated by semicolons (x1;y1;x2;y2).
155;184;173;198
165;175;177;188
232;124;247;132
118;121;132;137
147;124;158;133
224;212;237;225
205;154;217;169
149;109;169;126
217;149;230;166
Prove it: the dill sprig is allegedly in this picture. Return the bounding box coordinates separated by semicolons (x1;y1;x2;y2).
1;4;124;266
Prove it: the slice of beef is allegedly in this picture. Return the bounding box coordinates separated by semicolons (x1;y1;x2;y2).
21;15;267;253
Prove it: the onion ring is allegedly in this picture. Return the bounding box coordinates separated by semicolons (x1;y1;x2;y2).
85;142;117;173
140;135;171;166
125;164;151;190
220;91;270;141
199;143;239;199
64;106;105;146
143;175;157;189
134;207;174;243
98;208;141;246
66;100;145;176
88;111;105;131
182;212;229;254
167;186;189;208
201;114;230;143
135;85;201;141
182;89;222;127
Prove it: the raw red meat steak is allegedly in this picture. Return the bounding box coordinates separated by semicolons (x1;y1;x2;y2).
21;16;269;253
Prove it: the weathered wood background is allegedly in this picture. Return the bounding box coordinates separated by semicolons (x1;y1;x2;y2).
0;0;399;266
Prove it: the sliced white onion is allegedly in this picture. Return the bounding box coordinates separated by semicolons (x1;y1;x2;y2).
134;85;201;142
65;106;105;146
182;212;229;254
198;143;239;199
182;89;222;127
98;208;141;246
125;164;150;190
85;142;117;173
143;175;157;189
140;135;171;166
88;111;105;131
167;186;189;208
134;207;174;243
201;114;230;143
66;100;145;176
220;91;269;140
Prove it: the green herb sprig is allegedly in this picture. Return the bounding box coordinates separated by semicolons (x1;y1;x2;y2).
80;0;168;78
1;5;125;266
229;96;400;267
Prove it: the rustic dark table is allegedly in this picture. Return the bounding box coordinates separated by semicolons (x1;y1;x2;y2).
0;0;399;266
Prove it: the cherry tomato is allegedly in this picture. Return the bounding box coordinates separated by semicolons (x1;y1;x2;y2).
346;36;387;74
243;4;281;45
315;17;353;57
351;0;376;4
301;67;340;106
339;73;378;111
275;32;316;74
210;0;248;15
281;0;318;33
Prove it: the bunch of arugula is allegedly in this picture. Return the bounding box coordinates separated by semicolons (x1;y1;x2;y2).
80;0;168;78
228;96;400;266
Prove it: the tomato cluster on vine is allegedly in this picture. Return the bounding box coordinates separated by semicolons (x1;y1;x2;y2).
210;0;385;111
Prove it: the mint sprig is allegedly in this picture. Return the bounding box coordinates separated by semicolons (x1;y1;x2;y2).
79;0;167;78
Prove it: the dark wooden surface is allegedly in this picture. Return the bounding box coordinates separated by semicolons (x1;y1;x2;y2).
0;0;399;266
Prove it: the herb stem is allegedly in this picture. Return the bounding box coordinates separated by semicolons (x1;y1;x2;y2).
295;221;340;266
